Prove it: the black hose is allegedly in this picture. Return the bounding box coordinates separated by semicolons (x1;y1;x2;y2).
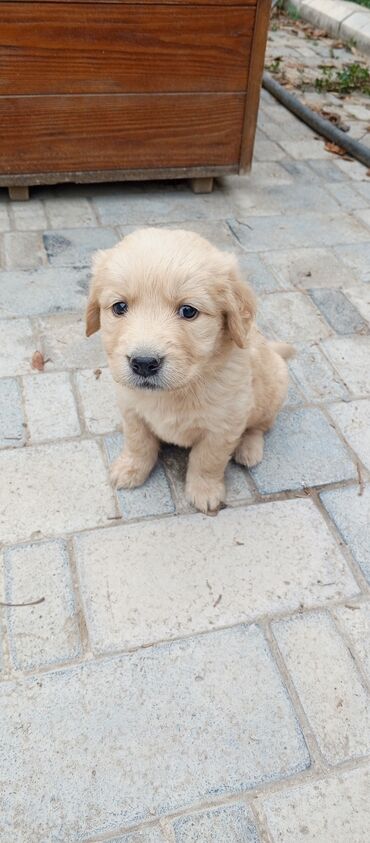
262;72;370;169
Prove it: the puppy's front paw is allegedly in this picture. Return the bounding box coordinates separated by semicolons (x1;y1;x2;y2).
110;453;151;490
185;476;225;515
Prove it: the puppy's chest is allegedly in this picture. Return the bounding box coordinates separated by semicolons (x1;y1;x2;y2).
142;404;201;447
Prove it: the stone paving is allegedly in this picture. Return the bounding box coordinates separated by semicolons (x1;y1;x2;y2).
1;59;370;843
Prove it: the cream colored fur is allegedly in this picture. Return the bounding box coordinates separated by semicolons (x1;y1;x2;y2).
86;228;292;514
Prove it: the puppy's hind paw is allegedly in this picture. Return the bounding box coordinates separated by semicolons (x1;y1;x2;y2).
110;453;151;490
234;429;264;468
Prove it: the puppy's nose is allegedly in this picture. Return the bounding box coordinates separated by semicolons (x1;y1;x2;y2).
130;355;162;377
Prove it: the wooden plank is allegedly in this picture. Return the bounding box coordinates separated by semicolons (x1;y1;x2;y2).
0;94;245;174
239;0;271;172
7;0;256;5
0;165;238;188
0;4;255;95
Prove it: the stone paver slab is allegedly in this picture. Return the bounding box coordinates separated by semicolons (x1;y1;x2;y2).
290;344;348;401
0;318;36;376
0;267;89;318
104;433;175;519
74;499;357;653
251;408;356;494
43;227;116;267
23;372;80;442
106;830;166;843
228;213;369;252
262;248;353;290
335;602;370;684
273;612;370;764
38;313;106;370
75;368;121;434
309;289;367;335
0;625;309;841
172;803;259;842
335;242;370;283
161;445;254;513
3;539;81;670
261;764;370;843
321;485;370;583
328;400;370;470
0;378;25;447
257;292;330;342
44;196;97;228
322;336;370;395
3;231;46;270
0;439;116;543
94;182;233;226
11;199;47;231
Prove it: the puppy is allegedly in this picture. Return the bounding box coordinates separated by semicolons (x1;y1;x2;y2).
86;227;293;514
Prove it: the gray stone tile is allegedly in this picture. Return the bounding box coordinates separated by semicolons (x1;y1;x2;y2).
251;408;356;494
254;138;285;162
105;830;166;843
75;499;357;653
326;181;368;211
75;368;121;434
290;343;349;402
0;267;89;318
94;182;233;226
229;184;339;218
0;378;25;448
23;372;80;442
38;312;106;370
0;203;11;232
273;612;370;764
44;196;97;228
228;212;369;253
321;485;370;583
322;336;370;396
0;318;36;377
261;765;370;843
0;439;116;543
280;160;322;182
2;231;46;270
257;292;330;342
11;199;47;231
0;625;310;841
43;227;117;267
279;140;332;160
335;242;370;283
306;159;348;182
4;539;81;670
173;803;259;842
237;253;284;294
345;285;370;324
335;603;370;685
263;247;354;290
309;288;368;335
328;400;370;470
104;432;175;519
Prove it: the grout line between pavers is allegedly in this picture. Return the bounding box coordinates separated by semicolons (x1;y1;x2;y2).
330;606;370;696
312;490;370;595
262;618;326;772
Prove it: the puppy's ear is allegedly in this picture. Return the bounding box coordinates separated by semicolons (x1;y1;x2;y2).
223;259;256;348
86;250;106;337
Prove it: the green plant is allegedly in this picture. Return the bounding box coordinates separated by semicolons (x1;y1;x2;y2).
314;62;370;95
266;57;283;74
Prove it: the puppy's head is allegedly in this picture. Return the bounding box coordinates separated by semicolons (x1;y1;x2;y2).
86;228;255;391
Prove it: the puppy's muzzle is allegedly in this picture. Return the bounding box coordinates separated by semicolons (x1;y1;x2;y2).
129;355;163;378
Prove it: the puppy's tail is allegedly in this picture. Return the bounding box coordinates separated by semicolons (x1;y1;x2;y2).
270;341;295;361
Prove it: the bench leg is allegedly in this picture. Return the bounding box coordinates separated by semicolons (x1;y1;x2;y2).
8;186;30;201
190;177;214;194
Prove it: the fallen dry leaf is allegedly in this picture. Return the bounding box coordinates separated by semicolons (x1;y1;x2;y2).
357;462;365;496
324;141;350;157
0;597;45;607
31;350;46;371
94;368;102;380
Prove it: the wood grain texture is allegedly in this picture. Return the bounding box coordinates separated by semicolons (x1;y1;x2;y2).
0;165;237;188
0;3;255;95
7;0;256;5
0;94;245;174
239;0;271;171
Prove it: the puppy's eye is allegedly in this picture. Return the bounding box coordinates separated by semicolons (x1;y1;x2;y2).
112;301;128;316
178;305;198;320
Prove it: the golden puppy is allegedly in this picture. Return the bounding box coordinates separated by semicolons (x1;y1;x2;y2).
86;228;292;514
